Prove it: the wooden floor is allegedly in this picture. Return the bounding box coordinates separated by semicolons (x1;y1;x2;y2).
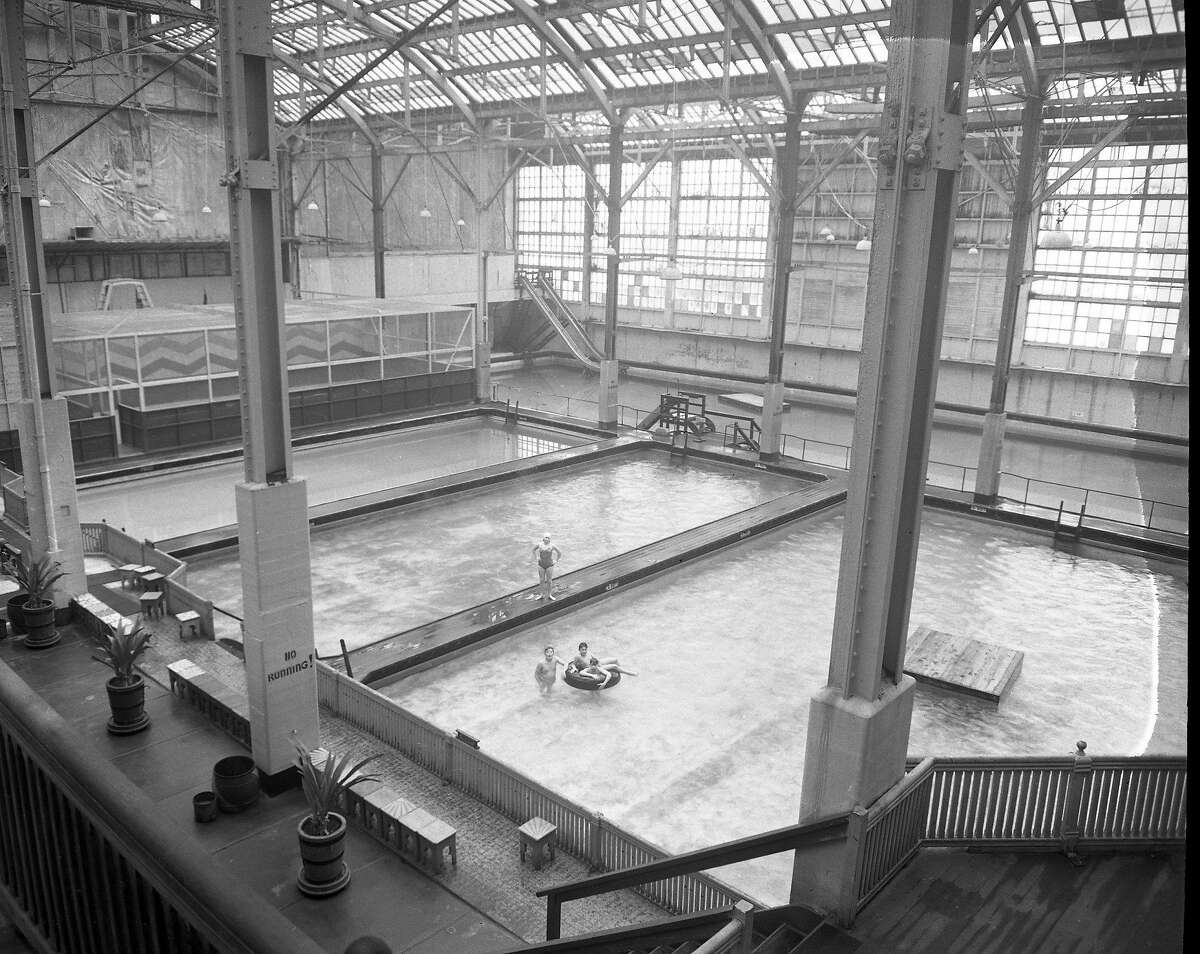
819;847;1185;953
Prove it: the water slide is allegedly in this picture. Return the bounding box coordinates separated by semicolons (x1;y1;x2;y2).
517;273;604;371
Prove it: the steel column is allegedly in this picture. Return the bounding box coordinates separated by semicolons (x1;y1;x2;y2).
598;113;625;430
0;0;86;605
371;143;385;298
219;0;318;778
794;0;974;921
975;92;1043;502
759;109;802;461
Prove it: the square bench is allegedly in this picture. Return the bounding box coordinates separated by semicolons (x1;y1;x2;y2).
139;591;165;619
518;816;558;870
176;610;202;639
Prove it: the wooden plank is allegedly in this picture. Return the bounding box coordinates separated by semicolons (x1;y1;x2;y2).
904;626;1023;703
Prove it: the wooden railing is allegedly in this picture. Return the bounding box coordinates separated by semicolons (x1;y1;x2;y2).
81;521;187;581
855;746;1188;913
0;661;325;954
317;664;749;915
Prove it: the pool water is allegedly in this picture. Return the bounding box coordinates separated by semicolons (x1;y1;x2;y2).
77;418;583;541
184;451;808;653
382;507;1186;905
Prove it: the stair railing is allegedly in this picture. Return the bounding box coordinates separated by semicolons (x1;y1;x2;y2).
538;814;849;939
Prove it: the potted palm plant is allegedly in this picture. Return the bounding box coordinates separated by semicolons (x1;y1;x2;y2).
293;741;381;897
2;552;66;649
94;621;152;735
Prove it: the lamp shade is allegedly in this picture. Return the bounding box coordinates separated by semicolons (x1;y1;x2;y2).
200;204;213;214
152;208;169;222
967;244;980;255
1040;229;1075;249
855;237;872;252
818;226;835;242
38;193;52;207
660;262;683;281
419;207;433;218
305;200;320;211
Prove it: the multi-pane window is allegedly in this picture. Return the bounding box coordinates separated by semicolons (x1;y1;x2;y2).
517;155;771;320
1027;144;1187;355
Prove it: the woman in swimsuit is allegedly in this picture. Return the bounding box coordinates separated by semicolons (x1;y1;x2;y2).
532;534;562;601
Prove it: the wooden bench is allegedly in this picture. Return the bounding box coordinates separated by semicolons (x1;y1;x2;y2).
139;590;166;618
73;593;129;640
166;659;251;747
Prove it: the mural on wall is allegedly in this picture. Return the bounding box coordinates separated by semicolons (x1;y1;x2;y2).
38;110;225;241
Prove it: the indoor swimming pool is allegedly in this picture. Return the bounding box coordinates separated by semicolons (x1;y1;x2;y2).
379;506;1187;906
76;416;585;541
182;448;809;653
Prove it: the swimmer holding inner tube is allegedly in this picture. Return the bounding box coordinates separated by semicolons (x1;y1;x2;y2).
567;641;638;689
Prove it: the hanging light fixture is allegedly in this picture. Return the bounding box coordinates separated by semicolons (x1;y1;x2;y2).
818;226;836;242
660;260;683;281
305;200;320;212
419;206;433;218
854;235;872;252
152;207;169;222
38;192;52;207
1040;203;1075;249
967;244;980;255
200;203;213;214
455;217;466;227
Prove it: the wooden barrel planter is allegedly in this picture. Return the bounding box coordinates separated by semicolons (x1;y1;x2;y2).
20;599;60;649
5;593;28;635
106;676;150;735
297;812;351;897
213;755;260;813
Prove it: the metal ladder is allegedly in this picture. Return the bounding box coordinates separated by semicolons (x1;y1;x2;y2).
98;279;153;309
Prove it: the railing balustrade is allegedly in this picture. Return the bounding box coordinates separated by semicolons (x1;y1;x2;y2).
316;664;745;915
0;662;325;954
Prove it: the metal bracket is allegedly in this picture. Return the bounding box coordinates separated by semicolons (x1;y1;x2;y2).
931;113;966;171
878;103;902;190
219;160;278;192
903;107;931;190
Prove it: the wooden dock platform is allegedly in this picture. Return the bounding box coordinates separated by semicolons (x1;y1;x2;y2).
904;625;1023;703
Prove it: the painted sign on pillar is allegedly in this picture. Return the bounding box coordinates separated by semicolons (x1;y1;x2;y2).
237;478;319;776
598;358;619;428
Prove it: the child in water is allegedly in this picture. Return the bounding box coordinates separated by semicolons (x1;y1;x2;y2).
567;641;638;688
534;646;567;693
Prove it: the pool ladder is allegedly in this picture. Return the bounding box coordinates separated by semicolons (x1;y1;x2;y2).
1053;500;1086;548
503;399;520;426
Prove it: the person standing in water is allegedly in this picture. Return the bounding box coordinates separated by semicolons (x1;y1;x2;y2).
534;646;567;693
532;534;562;600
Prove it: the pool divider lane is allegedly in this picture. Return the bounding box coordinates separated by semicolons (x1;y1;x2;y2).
352;476;849;687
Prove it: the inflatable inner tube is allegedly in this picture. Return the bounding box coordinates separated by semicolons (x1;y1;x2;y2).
564;668;621;691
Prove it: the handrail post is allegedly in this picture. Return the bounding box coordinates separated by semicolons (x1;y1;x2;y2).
588;811;605;871
732;898;755;952
1060;740;1092;860
837;806;870;925
545;890;562;940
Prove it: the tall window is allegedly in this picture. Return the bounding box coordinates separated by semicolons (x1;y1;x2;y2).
517;155;771;321
1026;143;1187;355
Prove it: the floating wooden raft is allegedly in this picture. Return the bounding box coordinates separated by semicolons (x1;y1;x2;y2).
719;392;788;411
904;625;1024;704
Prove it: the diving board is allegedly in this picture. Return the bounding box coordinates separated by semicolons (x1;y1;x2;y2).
904;625;1023;704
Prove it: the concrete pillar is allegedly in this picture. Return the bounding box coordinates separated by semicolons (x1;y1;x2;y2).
474;133;491;401
597;359;620;431
792;0;974;923
11;400;86;604
237;480;320;773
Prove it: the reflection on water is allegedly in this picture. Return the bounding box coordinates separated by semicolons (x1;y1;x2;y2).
186;453;807;652
385;509;1185;906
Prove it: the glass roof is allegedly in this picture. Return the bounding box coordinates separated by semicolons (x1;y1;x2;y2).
141;0;1184;137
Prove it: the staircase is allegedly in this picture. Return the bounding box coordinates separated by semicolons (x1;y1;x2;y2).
493;902;849;954
517;270;604;370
